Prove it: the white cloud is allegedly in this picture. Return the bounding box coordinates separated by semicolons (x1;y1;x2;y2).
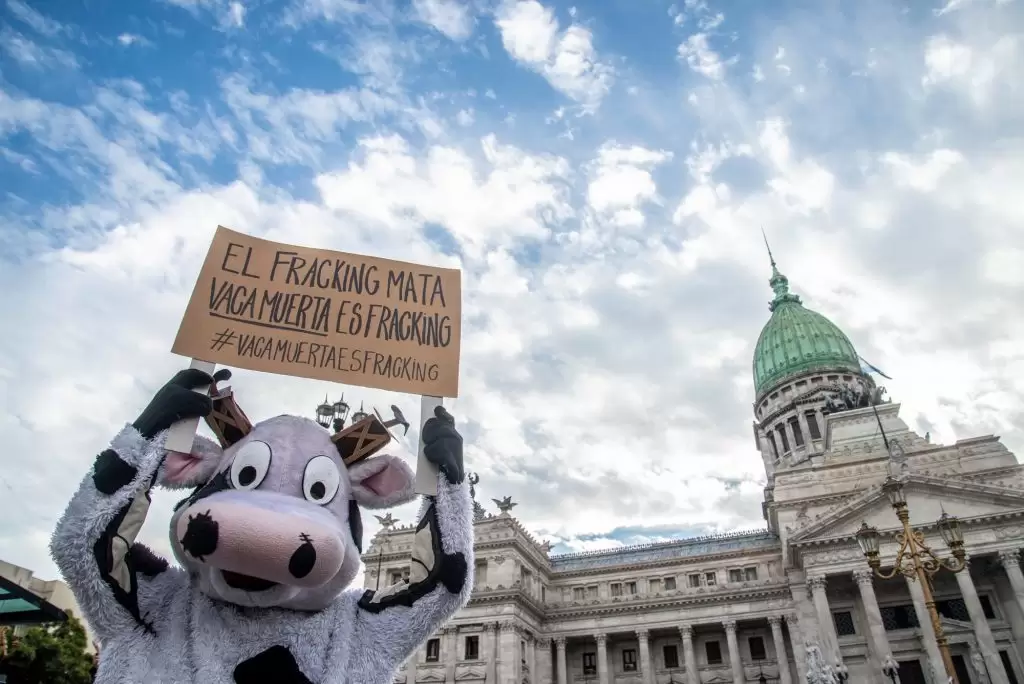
678;33;733;79
494;0;614;111
586;143;672;229
5;0;65;37
0;28;78;69
413;0;473;40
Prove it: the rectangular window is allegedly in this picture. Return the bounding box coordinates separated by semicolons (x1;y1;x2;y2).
625;581;637;594
769;432;780;461
744;567;758;581
586;585;598;599
748;636;766;661
649;579;662;593
729;569;744;583
573;587;585;600
426;638;440;662
833;610;856;636
980;595;997;620
474;562;486;584
688;574;701;588
777;425;791;452
664;576;677;590
664;645;680;669
465;635;479;660
610;583;622;597
806;411;822;440
789;417;805;446
583;652;596;675
1000;651;1020;684
521;640;526;663
541;587;546;602
623;649;637;671
705;572;717;586
880;604;919;631
705;640;722;665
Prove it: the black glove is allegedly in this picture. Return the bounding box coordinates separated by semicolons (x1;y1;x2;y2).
422;406;464;485
132;368;232;440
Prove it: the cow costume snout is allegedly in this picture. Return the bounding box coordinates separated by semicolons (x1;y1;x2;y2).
174;490;346;589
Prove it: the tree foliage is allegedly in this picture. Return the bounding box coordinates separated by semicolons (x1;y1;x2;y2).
0;616;94;684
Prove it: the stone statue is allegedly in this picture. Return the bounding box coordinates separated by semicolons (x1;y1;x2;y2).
822;381;889;416
374;512;398;530
804;640;838;684
971;650;990;684
492;496;518;515
468;472;486;521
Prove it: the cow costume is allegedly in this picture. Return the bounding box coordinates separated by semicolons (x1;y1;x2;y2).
50;368;473;683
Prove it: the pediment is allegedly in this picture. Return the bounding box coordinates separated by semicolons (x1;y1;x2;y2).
789;475;1024;544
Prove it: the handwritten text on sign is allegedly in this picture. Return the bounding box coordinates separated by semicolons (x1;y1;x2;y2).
171;226;462;397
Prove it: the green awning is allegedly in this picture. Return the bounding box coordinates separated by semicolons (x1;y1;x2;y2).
0;575;67;626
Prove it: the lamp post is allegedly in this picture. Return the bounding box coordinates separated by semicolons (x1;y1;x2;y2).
854;476;967;684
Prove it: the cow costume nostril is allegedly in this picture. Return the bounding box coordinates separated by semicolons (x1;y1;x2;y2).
180;510;218;561
288;534;317;579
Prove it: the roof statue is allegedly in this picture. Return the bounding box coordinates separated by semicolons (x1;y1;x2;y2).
492;496;518;515
468;473;486;521
753;233;863;399
821;380;888;416
374;513;398;530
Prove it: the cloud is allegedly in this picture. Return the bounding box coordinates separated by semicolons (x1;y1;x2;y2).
0;28;78;70
494;0;613;111
5;0;66;38
116;33;151;47
413;0;473;40
1;0;1023;585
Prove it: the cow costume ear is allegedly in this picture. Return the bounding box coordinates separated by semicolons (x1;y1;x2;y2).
348;454;415;509
160;435;224;489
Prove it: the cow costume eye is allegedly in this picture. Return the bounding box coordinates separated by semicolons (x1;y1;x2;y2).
303;456;340;505
229;441;272;490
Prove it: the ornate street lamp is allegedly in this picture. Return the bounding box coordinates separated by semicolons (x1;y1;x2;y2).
882;654;900;683
315;396;335;428
854;477;967;683
350;402;369;425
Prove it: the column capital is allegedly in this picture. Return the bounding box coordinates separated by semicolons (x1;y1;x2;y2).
852;568;875;585
806;574;827;591
555;636;567;647
536;637;551;648
767;615;783;627
595;634;608;646
998;549;1021;566
722;618;737;632
679;624;694;638
483;622;496;633
787;611;799;625
442;625;459;635
499;620;518;633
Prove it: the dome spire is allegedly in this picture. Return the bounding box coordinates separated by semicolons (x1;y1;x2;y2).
761;228;801;312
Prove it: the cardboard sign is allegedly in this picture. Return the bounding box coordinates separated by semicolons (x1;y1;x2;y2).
172;226;462;398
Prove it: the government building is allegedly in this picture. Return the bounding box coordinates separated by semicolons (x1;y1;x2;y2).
361;258;1024;684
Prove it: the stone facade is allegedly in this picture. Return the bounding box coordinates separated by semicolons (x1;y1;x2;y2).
362;390;1024;684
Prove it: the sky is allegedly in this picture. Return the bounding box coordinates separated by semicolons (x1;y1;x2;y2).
1;0;1022;580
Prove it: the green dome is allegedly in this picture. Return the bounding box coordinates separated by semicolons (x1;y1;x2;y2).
753;260;861;398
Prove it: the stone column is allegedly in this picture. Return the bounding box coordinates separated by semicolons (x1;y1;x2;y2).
680;624;699;684
796;411;811;448
444;626;458;683
536;638;553;684
807;575;841;661
997;550;1024;621
853;568;892;682
405;650;418;684
787;614;807;683
956;561;1010;684
526;634;536;683
905;574;947;682
637;629;654;684
768;616;793;684
555;637;568;684
596;634;610;684
498;622;519;684
724;619;745;684
484;623;498;684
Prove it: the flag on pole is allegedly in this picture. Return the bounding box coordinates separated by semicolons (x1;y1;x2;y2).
858;355;893;380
